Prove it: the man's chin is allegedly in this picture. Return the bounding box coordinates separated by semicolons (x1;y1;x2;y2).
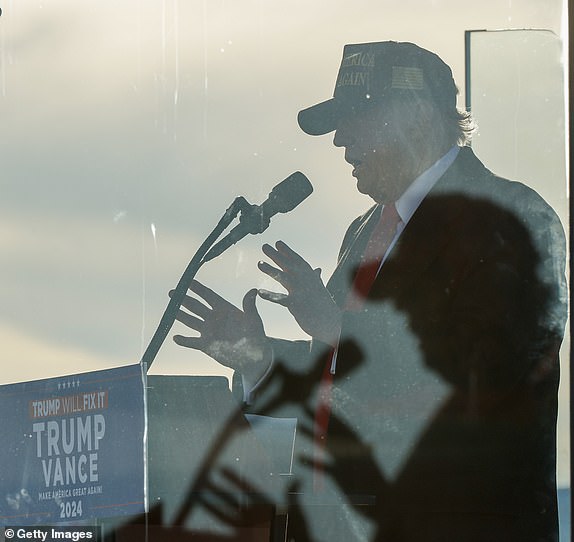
356;182;385;203
356;178;374;197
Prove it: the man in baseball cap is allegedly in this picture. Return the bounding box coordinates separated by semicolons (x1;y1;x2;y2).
174;41;566;541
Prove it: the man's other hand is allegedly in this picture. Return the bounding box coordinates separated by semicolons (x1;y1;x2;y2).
258;241;341;345
172;281;271;381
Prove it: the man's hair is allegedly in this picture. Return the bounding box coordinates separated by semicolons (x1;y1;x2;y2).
444;108;475;146
389;95;475;151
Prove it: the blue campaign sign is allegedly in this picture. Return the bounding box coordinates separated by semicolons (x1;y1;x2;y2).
0;364;146;525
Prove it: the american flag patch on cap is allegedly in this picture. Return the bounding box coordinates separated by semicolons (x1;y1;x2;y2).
391;66;424;90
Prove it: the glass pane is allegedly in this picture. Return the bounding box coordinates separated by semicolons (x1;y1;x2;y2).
0;3;568;542
467;28;570;540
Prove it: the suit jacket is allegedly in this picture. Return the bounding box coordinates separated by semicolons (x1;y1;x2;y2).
251;147;567;542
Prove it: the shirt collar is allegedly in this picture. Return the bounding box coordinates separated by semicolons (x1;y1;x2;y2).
394;145;460;225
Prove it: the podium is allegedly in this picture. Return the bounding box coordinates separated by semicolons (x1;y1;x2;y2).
106;375;277;542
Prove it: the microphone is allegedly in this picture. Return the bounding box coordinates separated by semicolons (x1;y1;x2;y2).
203;171;312;262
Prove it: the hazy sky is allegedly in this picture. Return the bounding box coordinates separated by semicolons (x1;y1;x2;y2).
0;0;568;483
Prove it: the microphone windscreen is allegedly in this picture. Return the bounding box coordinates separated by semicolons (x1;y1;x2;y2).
267;172;313;213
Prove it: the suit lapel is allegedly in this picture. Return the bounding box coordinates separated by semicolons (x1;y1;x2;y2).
367;149;475;299
326;205;381;306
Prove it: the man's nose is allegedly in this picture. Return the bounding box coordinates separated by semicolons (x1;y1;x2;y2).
333;126;354;148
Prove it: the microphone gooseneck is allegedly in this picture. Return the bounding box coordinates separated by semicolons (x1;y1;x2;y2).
202;171;312;263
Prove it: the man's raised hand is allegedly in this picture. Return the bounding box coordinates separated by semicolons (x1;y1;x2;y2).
257;240;341;345
172;280;272;381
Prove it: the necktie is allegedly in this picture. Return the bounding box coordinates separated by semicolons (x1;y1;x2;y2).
313;203;401;490
346;203;401;311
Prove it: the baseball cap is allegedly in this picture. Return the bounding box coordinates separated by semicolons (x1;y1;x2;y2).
297;41;458;136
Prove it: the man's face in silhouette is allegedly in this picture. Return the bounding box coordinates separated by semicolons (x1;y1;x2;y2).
333;98;428;204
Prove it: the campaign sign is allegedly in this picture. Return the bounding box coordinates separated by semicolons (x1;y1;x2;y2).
0;364;146;525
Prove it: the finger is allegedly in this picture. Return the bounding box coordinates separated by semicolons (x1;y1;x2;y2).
242;288;259;316
261;242;282;262
219;467;273;505
262;242;308;273
257;260;289;286
203;477;241;508
177;295;211;319
196;490;238;526
187;279;234;310
274;239;298;256
220;467;252;492
257;289;289;307
275;240;312;268
168;288;189;306
198;478;248;525
173;334;204;349
261;244;290;273
174;309;204;331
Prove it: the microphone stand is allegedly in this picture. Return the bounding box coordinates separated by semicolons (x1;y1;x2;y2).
140;195;255;374
138;185;309;534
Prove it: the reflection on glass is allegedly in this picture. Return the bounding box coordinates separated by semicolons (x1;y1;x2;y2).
0;4;568;542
